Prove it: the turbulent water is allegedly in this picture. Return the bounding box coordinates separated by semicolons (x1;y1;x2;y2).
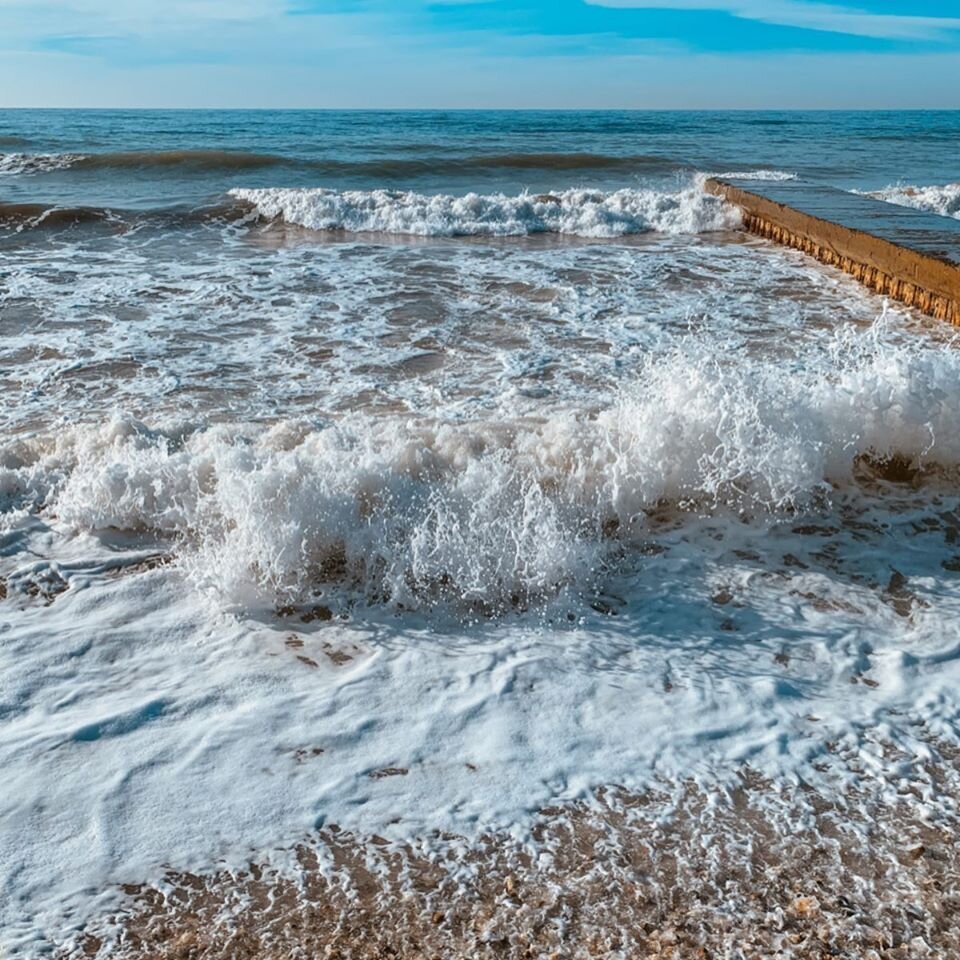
861;181;960;219
3;110;960;957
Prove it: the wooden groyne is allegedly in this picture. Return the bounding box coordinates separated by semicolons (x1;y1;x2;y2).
705;178;960;325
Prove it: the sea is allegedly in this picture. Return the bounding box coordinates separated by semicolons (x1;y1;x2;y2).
2;109;960;956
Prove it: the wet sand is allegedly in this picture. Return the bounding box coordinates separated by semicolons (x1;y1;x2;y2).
65;745;960;960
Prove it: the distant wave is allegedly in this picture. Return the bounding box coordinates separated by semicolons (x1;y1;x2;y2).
0;199;247;232
80;149;285;171
0;201;116;228
229;184;741;238
0;135;31;147
0;148;794;185
0;148;683;178
338;152;683;175
859;182;960;220
0;150;285;175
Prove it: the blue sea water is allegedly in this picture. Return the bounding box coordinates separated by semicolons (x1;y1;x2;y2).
1;109;959;210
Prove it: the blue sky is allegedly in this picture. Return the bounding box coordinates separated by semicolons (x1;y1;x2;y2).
2;0;960;107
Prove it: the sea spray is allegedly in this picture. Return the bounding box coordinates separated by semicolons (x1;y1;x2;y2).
3;320;955;611
860;181;960;220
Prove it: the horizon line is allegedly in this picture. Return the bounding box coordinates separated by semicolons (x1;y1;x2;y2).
2;105;959;112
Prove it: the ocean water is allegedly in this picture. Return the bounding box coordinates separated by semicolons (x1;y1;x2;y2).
3;110;960;955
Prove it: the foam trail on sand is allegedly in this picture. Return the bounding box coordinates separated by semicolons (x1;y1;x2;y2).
5;332;960;954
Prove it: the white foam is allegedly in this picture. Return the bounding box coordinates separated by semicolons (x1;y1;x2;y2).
229;182;741;237
715;169;798;182
0;153;85;175
4;226;882;439
3;320;957;613
860;182;960;220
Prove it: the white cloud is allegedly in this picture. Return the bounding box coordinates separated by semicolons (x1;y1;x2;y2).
586;0;960;40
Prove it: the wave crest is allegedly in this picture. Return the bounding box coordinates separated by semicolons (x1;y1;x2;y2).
860;182;960;220
0;153;85;175
229;182;741;238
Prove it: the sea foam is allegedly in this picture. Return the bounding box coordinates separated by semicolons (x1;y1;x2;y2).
229;182;742;238
714;169;798;182
0;153;85;175
6;321;959;612
860;182;960;220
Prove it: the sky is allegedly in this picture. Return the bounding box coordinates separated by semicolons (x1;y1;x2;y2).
1;0;960;109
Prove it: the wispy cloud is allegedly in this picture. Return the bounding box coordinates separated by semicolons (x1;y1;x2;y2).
586;0;960;40
2;0;960;107
0;0;389;70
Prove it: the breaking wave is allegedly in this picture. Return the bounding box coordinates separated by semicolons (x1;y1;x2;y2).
4;321;960;611
0;152;85;175
860;182;960;220
229;182;741;238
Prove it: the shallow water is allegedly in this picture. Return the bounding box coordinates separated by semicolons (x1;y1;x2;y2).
2;110;960;956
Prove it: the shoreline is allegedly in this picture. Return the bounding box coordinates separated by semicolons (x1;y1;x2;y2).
58;755;960;960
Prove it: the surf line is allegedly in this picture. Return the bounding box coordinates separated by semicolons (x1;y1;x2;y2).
706;178;960;325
